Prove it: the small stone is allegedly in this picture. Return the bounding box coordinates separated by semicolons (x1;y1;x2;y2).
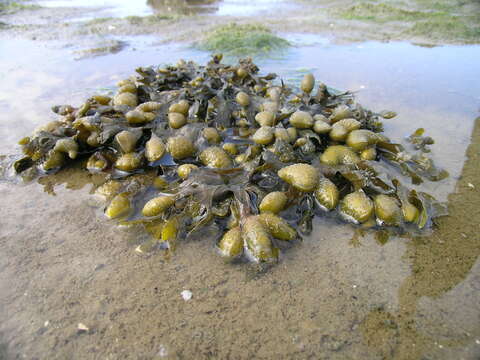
468;182;475;189
181;290;192;301
77;323;89;332
157;344;168;357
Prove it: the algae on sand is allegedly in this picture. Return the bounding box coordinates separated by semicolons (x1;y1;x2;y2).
0;0;40;14
125;14;178;25
334;1;480;43
198;23;290;56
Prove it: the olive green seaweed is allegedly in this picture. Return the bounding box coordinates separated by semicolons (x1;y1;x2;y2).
198;23;290;56
335;1;480;42
0;0;40;13
7;55;448;265
125;14;177;25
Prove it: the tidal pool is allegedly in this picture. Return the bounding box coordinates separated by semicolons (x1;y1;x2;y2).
35;0;297;20
0;34;479;359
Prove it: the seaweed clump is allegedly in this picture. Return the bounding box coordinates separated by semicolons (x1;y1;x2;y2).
8;54;448;263
199;23;290;56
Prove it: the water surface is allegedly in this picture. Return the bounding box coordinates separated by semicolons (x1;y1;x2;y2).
35;0;297;19
0;27;479;360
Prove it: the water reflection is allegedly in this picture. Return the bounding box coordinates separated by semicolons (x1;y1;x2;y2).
147;0;220;15
36;163;106;196
1;37;480;359
147;0;298;17
36;0;296;18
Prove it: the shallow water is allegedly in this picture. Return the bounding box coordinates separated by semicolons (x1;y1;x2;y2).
0;10;480;360
1;36;479;199
35;0;297;20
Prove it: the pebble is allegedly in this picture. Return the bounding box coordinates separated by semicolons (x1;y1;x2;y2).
77;323;89;332
181;290;192;301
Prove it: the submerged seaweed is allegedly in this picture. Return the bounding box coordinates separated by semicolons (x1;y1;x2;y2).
4;55;448;263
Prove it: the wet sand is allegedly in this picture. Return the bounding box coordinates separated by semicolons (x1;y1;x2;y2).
0;121;479;359
0;1;480;359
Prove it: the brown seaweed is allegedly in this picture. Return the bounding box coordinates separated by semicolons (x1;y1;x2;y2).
2;55;449;263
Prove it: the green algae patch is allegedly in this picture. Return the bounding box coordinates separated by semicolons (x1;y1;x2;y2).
335;1;480;43
337;3;429;22
0;0;40;14
73;39;128;59
406;15;480;43
125;14;178;25
84;17;114;25
198;23;290;56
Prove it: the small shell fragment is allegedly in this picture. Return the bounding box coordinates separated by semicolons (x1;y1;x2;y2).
77;323;89;333
181;290;193;301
